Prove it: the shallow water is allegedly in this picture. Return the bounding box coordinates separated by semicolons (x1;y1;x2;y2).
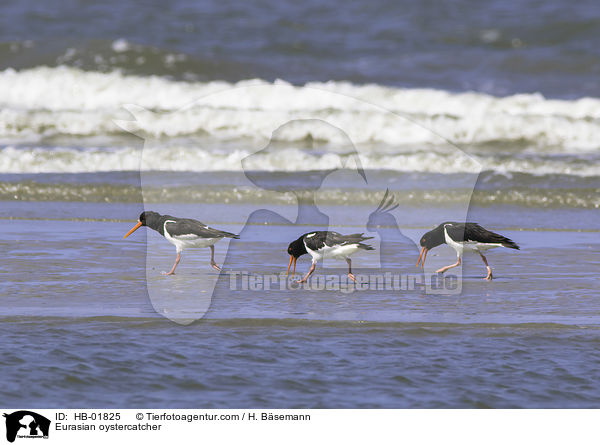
2;0;600;408
4;316;600;408
2;201;599;407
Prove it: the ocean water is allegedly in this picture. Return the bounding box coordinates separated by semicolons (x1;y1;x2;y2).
1;0;600;408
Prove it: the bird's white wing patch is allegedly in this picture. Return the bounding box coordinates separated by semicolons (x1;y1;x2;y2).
306;233;316;238
174;234;200;240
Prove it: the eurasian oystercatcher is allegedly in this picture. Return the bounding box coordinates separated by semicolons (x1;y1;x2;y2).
287;231;374;283
416;222;519;280
123;211;239;275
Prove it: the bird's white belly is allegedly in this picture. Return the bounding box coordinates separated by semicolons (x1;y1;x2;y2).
466;242;503;252
306;243;359;261
166;235;221;252
444;227;502;255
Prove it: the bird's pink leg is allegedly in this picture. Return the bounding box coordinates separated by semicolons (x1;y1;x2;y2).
297;261;316;283
346;258;357;283
479;252;493;280
163;252;181;275
436;256;461;274
210;245;221;271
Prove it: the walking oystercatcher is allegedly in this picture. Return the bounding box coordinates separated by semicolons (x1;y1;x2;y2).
416;222;519;280
287;231;374;283
123;211;239;275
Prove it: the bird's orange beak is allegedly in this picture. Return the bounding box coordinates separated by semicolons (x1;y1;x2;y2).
416;247;428;269
123;221;142;239
286;255;297;277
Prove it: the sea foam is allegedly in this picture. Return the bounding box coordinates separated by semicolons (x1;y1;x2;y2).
1;66;600;151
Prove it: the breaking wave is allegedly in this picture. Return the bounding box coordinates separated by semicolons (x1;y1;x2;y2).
1;66;600;153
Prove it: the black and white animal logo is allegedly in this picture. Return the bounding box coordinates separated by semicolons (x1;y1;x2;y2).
3;411;50;443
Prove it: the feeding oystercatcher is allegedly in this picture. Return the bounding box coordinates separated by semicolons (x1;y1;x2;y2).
123;211;239;275
416;222;519;280
287;231;374;283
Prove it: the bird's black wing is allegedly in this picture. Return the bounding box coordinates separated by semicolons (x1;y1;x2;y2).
445;223;519;249
303;231;374;251
165;218;239;239
302;231;329;251
443;223;468;242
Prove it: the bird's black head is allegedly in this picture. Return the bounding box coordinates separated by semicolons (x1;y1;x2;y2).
416;223;450;269
138;211;161;229
419;224;447;250
419;229;445;250
123;211;162;239
286;235;308;278
287;236;307;259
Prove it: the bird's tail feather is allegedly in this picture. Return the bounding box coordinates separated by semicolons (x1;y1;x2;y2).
480;227;520;250
345;233;374;250
502;238;520;250
358;243;375;251
347;233;374;241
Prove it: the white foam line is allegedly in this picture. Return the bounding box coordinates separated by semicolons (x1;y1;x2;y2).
1;67;600;151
